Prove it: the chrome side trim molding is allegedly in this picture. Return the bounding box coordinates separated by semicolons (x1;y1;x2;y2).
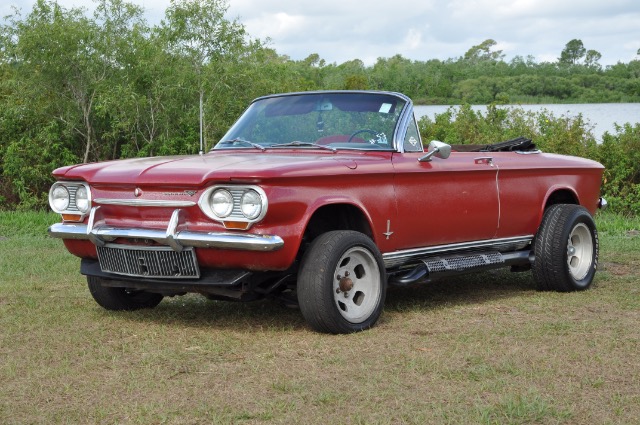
382;235;533;269
94;198;197;207
515;150;542;155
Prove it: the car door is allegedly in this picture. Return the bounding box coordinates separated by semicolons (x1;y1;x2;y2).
390;119;499;250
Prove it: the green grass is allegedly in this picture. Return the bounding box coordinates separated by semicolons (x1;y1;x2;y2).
1;211;639;424
596;210;640;234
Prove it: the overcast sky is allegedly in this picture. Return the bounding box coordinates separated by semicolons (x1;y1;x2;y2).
3;0;640;66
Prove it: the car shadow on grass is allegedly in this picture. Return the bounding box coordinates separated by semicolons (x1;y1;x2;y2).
112;295;309;332
104;269;537;333
385;268;537;313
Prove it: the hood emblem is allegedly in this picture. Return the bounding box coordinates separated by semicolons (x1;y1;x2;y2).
134;188;143;197
161;190;198;197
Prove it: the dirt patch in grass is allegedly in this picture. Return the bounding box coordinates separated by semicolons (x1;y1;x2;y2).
601;261;634;276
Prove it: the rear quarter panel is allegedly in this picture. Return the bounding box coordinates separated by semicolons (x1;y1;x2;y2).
495;152;604;238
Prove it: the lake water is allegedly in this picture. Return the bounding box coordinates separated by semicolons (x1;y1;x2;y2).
414;103;640;141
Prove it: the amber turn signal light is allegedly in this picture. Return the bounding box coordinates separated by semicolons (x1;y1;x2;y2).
222;221;250;230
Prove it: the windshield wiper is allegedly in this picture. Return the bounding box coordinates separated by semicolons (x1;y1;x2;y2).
270;141;337;152
218;138;266;151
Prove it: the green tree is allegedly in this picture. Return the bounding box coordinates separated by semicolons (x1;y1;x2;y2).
159;0;251;150
584;49;602;69
2;0;150;163
10;0;105;163
559;39;586;65
463;39;504;63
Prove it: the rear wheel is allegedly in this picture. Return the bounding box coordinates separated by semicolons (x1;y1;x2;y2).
87;276;164;310
297;231;387;334
532;204;599;291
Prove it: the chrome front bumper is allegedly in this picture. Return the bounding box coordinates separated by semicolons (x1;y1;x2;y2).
48;207;284;252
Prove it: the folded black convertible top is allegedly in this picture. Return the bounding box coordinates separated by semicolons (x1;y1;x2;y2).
451;137;537;153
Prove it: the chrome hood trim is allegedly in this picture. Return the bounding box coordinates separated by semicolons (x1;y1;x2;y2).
94;198;197;207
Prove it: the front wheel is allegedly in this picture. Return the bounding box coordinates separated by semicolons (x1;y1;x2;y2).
532;204;599;291
87;276;164;311
297;231;387;334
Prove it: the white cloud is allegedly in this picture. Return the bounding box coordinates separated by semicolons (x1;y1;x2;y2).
243;12;307;39
402;28;423;51
3;0;639;66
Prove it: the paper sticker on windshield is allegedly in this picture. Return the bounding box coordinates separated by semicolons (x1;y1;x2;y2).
379;103;392;114
409;136;418;147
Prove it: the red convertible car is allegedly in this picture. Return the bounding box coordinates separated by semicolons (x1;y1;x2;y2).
48;91;606;333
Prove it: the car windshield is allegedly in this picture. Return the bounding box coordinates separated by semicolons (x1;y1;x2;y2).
214;92;407;151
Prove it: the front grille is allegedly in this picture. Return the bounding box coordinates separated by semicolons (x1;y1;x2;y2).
230;188;245;218
67;185;79;212
97;244;200;279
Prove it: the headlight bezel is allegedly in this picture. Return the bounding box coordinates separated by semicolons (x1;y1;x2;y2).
198;185;268;229
48;181;92;219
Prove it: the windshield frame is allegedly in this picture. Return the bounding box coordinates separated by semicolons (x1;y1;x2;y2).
213;90;414;152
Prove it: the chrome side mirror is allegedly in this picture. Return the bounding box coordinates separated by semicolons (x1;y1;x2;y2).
418;140;451;162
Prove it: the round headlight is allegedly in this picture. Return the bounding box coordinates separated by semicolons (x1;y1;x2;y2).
50;185;70;212
75;186;90;213
211;189;233;218
240;190;262;220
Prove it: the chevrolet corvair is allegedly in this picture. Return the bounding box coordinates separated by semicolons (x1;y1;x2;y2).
48;91;606;333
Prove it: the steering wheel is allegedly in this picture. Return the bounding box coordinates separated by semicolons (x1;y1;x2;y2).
346;129;381;144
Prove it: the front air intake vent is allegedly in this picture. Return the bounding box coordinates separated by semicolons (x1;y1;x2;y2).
97;244;200;279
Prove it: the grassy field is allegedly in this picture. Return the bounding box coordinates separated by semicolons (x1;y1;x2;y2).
1;211;638;424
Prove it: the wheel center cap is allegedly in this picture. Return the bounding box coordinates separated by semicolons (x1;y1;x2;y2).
339;277;354;292
567;246;576;256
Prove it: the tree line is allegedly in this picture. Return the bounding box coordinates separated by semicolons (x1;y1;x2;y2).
1;0;639;211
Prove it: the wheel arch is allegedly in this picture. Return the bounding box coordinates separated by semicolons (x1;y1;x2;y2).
544;187;579;209
302;202;375;245
538;186;580;224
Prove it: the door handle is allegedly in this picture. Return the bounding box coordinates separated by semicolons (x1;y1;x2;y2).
474;156;494;165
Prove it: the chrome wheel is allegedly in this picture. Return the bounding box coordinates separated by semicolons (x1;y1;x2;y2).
567;223;594;280
298;231;387;333
333;246;382;323
533;204;598;292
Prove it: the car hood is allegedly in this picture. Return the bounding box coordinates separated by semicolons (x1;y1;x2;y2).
53;150;380;186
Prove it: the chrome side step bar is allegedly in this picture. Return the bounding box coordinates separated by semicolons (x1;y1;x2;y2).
389;250;532;286
382;236;533;269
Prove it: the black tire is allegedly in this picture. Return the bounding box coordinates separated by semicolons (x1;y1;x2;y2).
297;231;387;334
532;204;599;292
87;276;164;311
